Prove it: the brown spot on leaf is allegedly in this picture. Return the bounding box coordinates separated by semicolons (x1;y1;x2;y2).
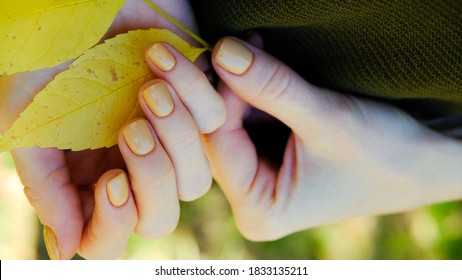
86;68;97;78
110;67;118;82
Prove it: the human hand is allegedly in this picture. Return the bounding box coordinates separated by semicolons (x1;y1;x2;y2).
0;0;224;259
203;36;462;241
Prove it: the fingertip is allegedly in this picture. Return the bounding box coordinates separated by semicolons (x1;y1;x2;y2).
106;172;130;207
212;37;254;76
42;223;82;260
144;43;227;134
117;121;181;240
43;226;61;260
146;42;176;72
120;118;156;157
94;169;137;225
212;36;321;139
79;169;137;259
139;80;175;119
177;172;213;202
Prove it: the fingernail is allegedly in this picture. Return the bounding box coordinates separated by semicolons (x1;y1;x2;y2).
147;42;176;71
122;119;155;156
214;38;253;75
142;82;174;117
43;226;60;260
107;173;129;207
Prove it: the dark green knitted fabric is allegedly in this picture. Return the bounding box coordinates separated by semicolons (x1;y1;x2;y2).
190;0;462;118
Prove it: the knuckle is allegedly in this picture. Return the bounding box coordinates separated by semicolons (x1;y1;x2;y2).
177;73;226;134
23;186;41;210
178;71;208;100
197;104;226;134
167;126;199;149
136;205;180;239
254;63;292;103
130;164;175;197
110;210;138;232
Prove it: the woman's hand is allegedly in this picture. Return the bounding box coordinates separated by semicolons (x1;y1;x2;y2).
203;36;462;241
0;0;224;259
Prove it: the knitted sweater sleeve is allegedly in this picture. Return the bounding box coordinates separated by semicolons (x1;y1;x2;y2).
190;0;462;120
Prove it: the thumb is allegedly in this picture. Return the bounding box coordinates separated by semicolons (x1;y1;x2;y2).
12;148;83;260
212;37;347;141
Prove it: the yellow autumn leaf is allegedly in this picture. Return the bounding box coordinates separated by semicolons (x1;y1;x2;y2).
0;29;208;152
0;0;125;75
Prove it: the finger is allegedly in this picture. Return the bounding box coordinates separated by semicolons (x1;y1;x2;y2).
138;80;212;201
145;42;226;134
11;148;83;260
211;37;349;141
119;118;180;237
203;83;280;240
78;170;137;259
203;82;276;207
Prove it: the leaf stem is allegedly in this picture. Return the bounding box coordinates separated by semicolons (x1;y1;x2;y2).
142;0;211;50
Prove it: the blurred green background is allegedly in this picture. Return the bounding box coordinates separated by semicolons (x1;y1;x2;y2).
1;152;461;260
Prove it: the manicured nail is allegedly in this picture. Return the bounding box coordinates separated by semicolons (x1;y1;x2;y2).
122;119;155;155
43;226;60;260
147;42;176;71
214;38;253;75
107;173;129;207
143;82;174;117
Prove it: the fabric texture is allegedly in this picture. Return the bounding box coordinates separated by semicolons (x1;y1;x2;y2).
190;0;462;120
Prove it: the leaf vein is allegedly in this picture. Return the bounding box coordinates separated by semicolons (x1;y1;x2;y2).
1;0;102;21
11;14;38;63
33;4;77;67
6;75;148;147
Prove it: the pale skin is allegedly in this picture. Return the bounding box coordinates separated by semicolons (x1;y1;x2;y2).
206;36;462;241
2;0;462;260
0;0;225;259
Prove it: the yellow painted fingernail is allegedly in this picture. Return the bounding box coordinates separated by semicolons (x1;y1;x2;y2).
214;38;253;75
143;82;175;118
107;172;129;207
147;42;176;71
122;119;155;156
43;226;60;260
